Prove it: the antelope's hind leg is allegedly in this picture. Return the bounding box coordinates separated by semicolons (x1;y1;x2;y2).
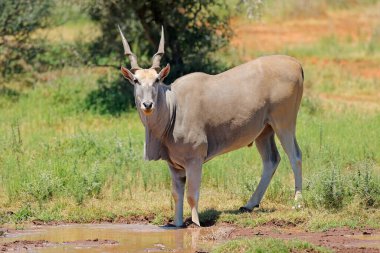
241;125;281;212
276;130;303;208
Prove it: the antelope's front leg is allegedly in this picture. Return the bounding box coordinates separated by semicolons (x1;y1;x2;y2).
169;165;186;227
186;160;202;226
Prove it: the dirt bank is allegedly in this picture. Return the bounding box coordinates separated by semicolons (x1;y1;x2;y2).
225;224;380;253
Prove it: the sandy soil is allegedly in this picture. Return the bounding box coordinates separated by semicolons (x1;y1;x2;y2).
231;8;379;54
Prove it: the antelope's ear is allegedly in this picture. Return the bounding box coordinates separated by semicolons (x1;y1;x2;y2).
158;64;170;81
121;66;135;84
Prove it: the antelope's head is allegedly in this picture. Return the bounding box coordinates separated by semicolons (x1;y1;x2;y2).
119;26;170;116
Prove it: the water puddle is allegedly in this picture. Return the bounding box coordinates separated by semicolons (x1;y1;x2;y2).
346;233;380;249
0;224;220;252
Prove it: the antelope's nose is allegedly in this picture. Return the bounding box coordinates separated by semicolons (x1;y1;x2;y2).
143;102;153;110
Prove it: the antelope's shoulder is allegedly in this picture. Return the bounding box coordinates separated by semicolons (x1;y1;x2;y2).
172;72;210;87
171;72;211;95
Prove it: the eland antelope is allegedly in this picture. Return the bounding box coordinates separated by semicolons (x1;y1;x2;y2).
119;26;304;227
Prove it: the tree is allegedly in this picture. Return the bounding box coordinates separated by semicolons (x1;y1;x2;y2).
88;0;232;83
0;0;52;77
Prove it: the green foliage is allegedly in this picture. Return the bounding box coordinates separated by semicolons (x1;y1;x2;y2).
263;0;326;20
84;73;134;115
349;161;380;208
262;0;380;20
0;87;19;99
319;168;345;209
0;0;52;76
24;172;62;206
12;204;33;223
304;161;380;210
87;0;232;83
0;0;93;78
48;0;89;26
33;41;92;72
0;65;379;226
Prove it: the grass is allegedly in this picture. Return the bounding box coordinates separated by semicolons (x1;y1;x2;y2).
212;237;331;253
260;0;380;21
0;64;379;230
0;0;379;240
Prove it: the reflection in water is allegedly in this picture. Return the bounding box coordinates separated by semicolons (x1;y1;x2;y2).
0;224;215;252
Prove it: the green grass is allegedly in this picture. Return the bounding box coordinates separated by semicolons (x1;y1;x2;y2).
212;237;331;253
285;36;380;60
260;0;380;21
0;65;379;230
0;0;380;234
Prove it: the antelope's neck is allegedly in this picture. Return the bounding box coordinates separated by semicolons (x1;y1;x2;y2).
143;85;176;139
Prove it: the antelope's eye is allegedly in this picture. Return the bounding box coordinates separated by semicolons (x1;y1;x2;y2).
134;79;139;85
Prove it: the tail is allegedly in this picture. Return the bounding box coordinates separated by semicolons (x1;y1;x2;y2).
294;64;304;117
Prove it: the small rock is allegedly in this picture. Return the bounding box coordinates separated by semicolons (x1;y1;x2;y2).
154;243;165;249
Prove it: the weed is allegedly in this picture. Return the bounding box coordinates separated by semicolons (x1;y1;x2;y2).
320;168;345;209
12;204;33;224
349;161;380;207
24;171;62;207
212;237;331;253
152;213;166;225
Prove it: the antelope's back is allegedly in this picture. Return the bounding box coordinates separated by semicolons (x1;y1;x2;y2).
170;55;303;159
171;55;303;120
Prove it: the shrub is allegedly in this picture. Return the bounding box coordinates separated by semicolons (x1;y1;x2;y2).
84;74;134;115
87;0;232;83
305;167;346;210
24;172;62;207
0;0;52;77
320;169;345;209
349;161;380;208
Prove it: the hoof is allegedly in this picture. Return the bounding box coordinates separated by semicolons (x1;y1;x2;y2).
239;206;252;213
163;223;186;228
292;203;303;210
292;192;304;210
163;223;177;227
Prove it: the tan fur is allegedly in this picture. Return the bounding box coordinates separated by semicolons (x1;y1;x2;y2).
134;69;159;86
119;29;304;227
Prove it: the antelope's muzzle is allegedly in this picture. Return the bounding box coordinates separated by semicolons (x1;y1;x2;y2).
142;101;154;115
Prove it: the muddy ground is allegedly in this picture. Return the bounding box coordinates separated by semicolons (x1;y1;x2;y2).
0;238;118;252
227;224;380;253
1;222;379;252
